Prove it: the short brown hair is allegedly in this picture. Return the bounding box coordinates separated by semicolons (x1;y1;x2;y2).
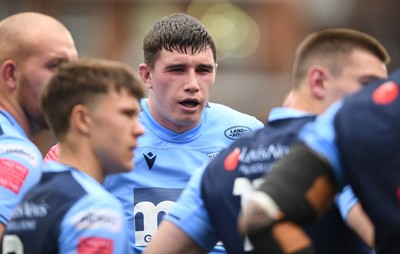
292;28;390;87
143;13;217;69
41;58;145;140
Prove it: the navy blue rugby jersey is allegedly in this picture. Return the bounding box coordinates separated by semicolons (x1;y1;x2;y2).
334;69;400;254
2;162;131;254
201;109;315;253
168;107;372;254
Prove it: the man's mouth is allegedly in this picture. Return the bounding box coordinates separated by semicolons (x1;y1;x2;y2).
179;99;200;108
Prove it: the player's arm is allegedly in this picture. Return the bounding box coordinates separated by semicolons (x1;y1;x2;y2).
0;139;43;239
238;143;336;254
144;220;207;254
347;202;374;249
0;223;4;240
160;164;221;253
335;185;374;249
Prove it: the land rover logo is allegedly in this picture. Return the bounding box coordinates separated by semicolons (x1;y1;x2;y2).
224;126;251;140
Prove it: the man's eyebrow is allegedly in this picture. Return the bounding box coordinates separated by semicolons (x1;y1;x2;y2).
165;64;187;69
197;64;214;69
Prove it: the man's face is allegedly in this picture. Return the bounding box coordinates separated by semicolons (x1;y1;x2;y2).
17;30;78;134
325;48;388;105
90;89;144;174
142;47;216;133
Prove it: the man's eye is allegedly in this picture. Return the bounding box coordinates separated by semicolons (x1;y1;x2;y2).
123;110;138;118
170;68;184;72
47;62;62;70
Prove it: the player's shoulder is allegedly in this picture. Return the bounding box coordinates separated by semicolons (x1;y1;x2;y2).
61;190;126;247
78;190;123;211
66;187;125;232
206;102;251;116
76;173;123;208
206;102;263;127
34;170;87;199
0;126;37;147
54;170;124;217
0;131;42;170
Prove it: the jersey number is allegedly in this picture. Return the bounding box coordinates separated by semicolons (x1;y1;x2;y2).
233;177;264;252
2;235;24;254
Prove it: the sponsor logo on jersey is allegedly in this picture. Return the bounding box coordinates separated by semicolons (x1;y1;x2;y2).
372;81;399;105
207;151;220;159
224;148;241;171
72;208;121;232
12;200;49;219
6;201;49;232
133;188;183;246
236;144;290;175
6;219;38;231
224;126;251;140
78;237;113;254
143;152;156;170
0;159;29;194
0;144;40;167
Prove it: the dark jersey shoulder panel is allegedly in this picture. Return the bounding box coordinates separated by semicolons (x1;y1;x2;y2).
3;171;87;253
334;70;400;254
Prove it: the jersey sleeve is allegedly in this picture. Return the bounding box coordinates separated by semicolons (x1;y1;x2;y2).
165;164;219;251
298;100;346;187
335;185;358;220
0;138;43;225
58;195;132;254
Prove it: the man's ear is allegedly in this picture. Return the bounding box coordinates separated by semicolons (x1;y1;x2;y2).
1;60;18;90
139;63;152;89
70;104;91;135
307;65;328;100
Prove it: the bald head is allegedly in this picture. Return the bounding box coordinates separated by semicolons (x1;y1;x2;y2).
0;12;78;137
0;12;75;63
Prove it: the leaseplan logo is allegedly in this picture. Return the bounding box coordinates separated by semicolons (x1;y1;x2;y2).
224;126;251;140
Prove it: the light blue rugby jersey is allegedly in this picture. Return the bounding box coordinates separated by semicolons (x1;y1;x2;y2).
103;98;263;253
3;162;132;254
0;110;42;226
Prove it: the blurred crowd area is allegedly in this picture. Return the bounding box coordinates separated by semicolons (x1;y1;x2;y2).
1;0;399;153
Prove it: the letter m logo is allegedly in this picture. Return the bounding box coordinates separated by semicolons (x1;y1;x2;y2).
133;188;183;246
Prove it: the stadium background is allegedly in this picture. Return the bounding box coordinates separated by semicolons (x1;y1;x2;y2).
1;0;398;153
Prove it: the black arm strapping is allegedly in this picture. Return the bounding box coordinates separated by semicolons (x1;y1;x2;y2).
258;142;336;224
